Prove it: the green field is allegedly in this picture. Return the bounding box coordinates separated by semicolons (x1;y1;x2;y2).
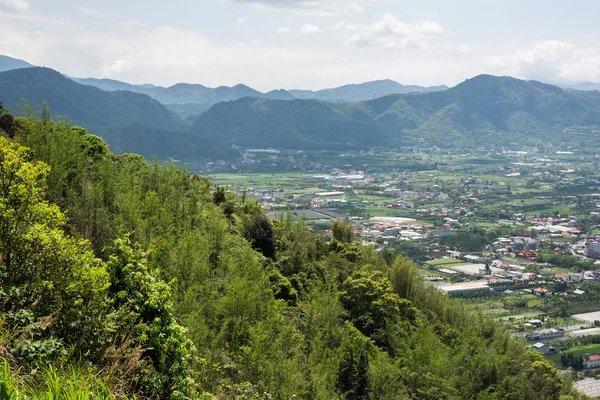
546;343;600;365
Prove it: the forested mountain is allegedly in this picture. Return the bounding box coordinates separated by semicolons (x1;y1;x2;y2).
3;61;600;158
0;67;179;130
73;76;156;92
74;77;297;115
290;79;448;101
0;105;585;399
0;67;234;160
0;55;34;72
192;97;376;149
193;74;600;150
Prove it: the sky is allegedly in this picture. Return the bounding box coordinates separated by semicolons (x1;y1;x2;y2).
1;0;600;90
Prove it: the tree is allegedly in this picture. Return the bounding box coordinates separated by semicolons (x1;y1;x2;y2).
0;136;60;275
341;269;417;346
244;213;276;259
0;136;109;356
105;238;195;399
337;322;369;399
332;220;353;244
0;109;19;138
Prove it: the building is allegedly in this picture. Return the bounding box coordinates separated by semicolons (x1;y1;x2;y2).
528;319;543;327
589;241;600;260
574;378;600;398
532;342;550;354
526;328;563;341
584;355;600;369
573;311;600;326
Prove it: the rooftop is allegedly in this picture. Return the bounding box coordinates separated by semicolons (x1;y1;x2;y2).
574;378;600;398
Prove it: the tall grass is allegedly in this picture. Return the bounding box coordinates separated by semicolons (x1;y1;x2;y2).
0;359;122;399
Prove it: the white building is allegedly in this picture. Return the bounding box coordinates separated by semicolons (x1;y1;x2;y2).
584;354;600;369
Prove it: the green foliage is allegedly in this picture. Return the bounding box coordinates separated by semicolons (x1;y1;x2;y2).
244;213;277;259
104;238;194;399
341;268;417;346
332;220;353;244
0;112;579;399
336;322;369;399
0;359;117;399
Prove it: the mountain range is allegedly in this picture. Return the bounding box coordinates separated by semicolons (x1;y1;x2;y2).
0;55;34;73
72;77;447;116
0;67;235;160
191;75;600;150
1;55;600;160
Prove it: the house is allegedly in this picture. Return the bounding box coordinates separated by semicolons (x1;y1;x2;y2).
528;319;543;328
526;328;563;341
533;288;548;297
584;354;600;369
533;342;550;354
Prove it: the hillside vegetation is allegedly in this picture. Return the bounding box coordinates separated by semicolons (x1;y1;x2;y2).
0;67;237;160
3;67;600;160
0;104;588;399
193;75;600;150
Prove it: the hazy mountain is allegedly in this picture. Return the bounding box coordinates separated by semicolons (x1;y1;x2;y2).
191;75;600;150
73;77;155;92
4;62;598;156
0;67;230;160
0;55;35;73
570;82;600;91
290;79;448;102
264;89;296;100
192;97;375;150
71;74;448;115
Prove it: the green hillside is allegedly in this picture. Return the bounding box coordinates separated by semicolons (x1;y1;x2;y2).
192;97;378;150
0;67;231;160
195;75;600;150
0;106;585;399
4;66;600;158
0;67;180;131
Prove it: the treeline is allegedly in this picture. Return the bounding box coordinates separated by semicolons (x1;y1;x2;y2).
560;353;584;370
537;253;598;272
0;105;588;398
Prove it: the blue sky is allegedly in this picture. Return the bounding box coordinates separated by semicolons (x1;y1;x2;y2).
1;0;600;90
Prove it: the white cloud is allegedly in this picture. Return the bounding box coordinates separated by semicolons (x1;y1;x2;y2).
277;27;292;33
236;16;249;24
104;59;130;74
300;24;320;34
81;7;110;19
0;0;29;12
488;40;600;83
221;0;369;16
347;14;443;49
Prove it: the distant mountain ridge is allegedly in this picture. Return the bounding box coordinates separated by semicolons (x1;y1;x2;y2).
0;67;233;160
289;79;449;102
0;55;35;73
1;55;449;116
2;56;600;160
191;74;600;150
72;77;447;115
569;82;600;91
